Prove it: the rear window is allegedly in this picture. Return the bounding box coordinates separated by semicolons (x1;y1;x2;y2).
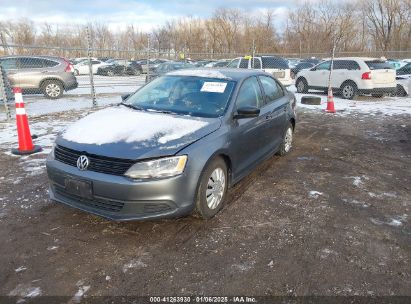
261;57;289;69
41;59;59;67
365;61;393;70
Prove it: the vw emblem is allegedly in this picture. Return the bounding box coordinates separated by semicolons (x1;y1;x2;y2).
77;155;89;171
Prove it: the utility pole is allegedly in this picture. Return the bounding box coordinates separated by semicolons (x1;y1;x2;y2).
86;26;96;106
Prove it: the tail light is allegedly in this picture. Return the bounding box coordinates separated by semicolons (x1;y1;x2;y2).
62;58;74;73
361;72;372;80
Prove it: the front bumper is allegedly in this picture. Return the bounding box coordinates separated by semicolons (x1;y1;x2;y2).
46;156;197;221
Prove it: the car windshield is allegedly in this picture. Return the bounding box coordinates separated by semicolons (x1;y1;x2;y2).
123;76;236;118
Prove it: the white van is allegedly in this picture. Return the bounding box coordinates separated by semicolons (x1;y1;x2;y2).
227;56;293;86
295;57;397;99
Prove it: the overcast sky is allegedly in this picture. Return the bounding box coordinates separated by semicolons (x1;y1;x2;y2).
0;0;294;31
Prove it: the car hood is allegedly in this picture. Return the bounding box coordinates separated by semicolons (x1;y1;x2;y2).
56;105;221;160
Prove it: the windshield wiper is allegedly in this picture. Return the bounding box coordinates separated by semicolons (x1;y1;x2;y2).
120;103;144;111
145;108;178;115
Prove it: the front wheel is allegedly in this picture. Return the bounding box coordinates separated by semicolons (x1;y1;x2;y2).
195;157;228;219
277;123;294;156
107;70;115;77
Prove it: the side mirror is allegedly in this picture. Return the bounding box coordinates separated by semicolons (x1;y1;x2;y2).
121;93;130;101
234;106;260;119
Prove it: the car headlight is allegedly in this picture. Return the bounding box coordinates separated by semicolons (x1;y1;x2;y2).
124;155;187;179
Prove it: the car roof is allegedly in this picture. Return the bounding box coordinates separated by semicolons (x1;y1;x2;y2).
322;57;386;61
166;68;271;81
0;55;65;61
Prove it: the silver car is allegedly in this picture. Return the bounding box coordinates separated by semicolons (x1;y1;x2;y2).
0;55;78;99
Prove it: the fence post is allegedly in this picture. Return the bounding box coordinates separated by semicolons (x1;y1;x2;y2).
86;26;97;107
0;65;11;122
147;34;150;82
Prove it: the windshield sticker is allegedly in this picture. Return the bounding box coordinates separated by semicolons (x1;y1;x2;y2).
201;82;227;93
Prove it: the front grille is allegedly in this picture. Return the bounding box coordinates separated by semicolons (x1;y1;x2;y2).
55;185;125;212
273;71;285;78
55;145;135;176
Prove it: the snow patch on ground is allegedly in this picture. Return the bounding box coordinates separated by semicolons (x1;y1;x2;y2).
288;84;411;116
62;106;209;145
123;259;147;273
8;284;42;298
309;191;323;199
15;266;27;273
231;261;255;272
342;198;370;208
72;282;90;303
370;214;407;227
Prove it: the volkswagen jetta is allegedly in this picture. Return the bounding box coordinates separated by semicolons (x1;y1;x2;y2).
46;69;296;221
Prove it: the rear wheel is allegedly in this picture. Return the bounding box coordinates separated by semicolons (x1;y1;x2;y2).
296;78;308;93
277;123;294;156
340;81;358;100
107;70;114;77
195;157;228;219
396;84;407;97
42;80;63;99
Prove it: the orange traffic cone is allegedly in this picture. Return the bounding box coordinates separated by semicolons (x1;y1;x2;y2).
325;88;336;113
11;87;42;155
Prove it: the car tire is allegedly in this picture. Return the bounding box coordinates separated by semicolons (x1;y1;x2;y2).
107;70;114;77
277;122;294;156
42;80;64;99
296;78;308;93
195;157;228;219
340;81;358;100
74;69;79;76
301;96;321;105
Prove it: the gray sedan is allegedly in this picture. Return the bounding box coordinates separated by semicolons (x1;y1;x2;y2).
46;69;297;221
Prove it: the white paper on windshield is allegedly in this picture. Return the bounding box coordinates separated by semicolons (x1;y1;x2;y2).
201;82;227;93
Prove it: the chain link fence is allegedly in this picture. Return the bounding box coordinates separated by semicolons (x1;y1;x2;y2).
1;36;410;122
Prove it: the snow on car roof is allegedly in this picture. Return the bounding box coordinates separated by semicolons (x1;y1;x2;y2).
62;107;209;145
167;69;232;79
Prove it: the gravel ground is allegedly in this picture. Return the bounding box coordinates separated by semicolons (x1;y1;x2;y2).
0;107;409;301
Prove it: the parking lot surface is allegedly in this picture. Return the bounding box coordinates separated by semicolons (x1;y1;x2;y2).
0;107;410;299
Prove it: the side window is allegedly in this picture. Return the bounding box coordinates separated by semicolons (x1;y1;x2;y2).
19;58;44;69
227;59;240;68
235;77;263;109
0;58;18;70
251;58;261;69
259;76;284;103
333;61;345;70
316;61;331;71
239;58;249;69
41;59;59;67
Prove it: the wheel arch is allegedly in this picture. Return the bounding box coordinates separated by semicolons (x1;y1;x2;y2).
40;78;65;90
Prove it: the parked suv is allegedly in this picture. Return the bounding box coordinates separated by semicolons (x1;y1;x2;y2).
295;57;396;99
227;56;293;86
395;62;411;96
0;56;78;99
